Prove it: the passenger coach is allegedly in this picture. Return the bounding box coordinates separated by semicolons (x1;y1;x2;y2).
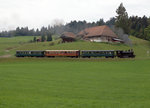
16;50;45;57
81;50;115;58
45;50;80;58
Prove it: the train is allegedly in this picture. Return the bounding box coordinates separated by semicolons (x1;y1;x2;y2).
16;49;135;58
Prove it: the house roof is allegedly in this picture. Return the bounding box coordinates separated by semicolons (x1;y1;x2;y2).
61;32;76;39
78;25;118;38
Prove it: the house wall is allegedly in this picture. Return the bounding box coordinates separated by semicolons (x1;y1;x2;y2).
85;36;113;42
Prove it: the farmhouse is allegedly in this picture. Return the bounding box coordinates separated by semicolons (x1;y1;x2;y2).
78;25;123;43
60;32;76;43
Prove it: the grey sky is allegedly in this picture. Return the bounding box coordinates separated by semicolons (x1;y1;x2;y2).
0;0;149;31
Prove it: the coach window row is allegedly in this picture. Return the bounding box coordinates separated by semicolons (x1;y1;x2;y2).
17;52;30;54
46;51;75;54
31;52;42;54
83;51;113;54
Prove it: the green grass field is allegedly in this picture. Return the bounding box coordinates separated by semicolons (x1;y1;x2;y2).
0;59;150;108
0;36;150;108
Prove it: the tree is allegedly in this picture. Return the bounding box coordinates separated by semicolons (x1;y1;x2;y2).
144;25;150;40
96;19;105;26
33;37;37;42
47;32;52;41
115;3;129;34
106;17;116;26
41;34;46;42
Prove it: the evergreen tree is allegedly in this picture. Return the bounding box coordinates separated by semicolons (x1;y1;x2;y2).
47;32;52;41
41;34;46;42
96;19;105;26
106;17;116;26
115;3;129;34
144;25;150;40
33;37;37;42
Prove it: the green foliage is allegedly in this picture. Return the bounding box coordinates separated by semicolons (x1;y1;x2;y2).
144;25;150;40
47;32;52;41
41;34;46;42
33;37;37;42
129;16;149;40
115;3;129;34
96;19;105;26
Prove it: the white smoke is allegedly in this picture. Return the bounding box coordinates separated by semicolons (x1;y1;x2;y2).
111;25;132;47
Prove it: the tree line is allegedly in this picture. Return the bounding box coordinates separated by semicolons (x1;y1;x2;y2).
0;18;116;37
0;3;150;41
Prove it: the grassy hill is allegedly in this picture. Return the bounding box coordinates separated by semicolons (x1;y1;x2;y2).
0;36;150;108
0;36;150;59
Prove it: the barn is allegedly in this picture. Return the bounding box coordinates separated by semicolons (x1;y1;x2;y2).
60;32;76;43
78;25;123;43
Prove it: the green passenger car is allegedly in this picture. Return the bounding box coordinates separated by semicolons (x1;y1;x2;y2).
81;50;115;58
16;51;45;57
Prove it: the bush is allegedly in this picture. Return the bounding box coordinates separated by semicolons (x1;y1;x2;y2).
49;42;54;46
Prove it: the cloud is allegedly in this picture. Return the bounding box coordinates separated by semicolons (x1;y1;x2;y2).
0;0;149;31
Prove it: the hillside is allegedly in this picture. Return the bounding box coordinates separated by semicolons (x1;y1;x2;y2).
0;36;150;59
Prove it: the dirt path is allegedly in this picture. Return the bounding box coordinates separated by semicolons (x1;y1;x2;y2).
0;54;11;58
5;50;10;52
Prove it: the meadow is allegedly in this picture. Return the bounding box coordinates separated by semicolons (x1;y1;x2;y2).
0;36;150;108
0;59;150;108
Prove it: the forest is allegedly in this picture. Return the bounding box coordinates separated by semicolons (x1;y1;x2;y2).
0;3;150;41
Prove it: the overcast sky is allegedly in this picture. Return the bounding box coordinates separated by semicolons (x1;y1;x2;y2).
0;0;149;31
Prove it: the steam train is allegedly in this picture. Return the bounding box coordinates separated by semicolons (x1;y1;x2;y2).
16;49;135;58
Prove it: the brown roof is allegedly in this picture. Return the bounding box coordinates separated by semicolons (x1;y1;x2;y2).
61;32;76;39
78;25;118;38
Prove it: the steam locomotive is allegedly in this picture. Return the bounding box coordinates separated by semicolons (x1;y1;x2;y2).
16;49;135;58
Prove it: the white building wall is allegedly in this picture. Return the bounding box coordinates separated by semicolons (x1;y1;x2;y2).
88;36;113;42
